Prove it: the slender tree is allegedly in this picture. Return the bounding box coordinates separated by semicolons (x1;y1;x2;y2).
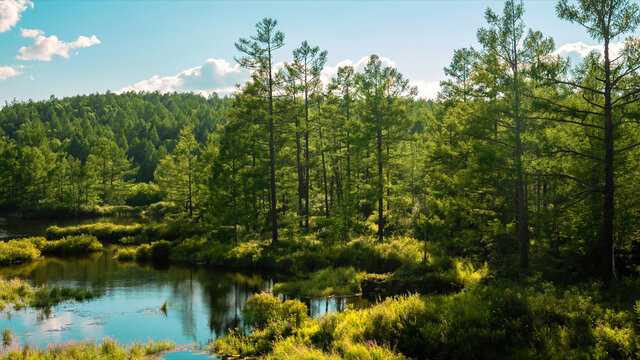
534;0;640;282
235;18;284;243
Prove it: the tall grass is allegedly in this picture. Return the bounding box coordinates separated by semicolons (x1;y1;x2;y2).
0;277;101;310
273;267;365;297
0;338;174;359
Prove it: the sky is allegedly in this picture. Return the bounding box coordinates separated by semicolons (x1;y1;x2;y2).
0;0;635;105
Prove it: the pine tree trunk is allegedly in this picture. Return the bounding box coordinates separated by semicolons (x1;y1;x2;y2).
268;48;278;243
602;38;614;283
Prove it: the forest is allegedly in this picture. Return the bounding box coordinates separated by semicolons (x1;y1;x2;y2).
1;0;640;359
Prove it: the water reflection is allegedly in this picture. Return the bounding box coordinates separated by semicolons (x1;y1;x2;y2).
0;250;369;359
0;251;276;357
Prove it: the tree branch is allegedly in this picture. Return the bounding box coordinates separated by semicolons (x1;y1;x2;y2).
614;141;640;154
543;149;605;162
531;173;602;191
525;116;604;130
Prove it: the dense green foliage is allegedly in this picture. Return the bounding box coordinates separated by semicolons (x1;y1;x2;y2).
0;92;229;216
215;285;640;360
2;0;640;358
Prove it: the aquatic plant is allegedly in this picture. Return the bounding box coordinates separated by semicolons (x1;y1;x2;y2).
1;328;11;344
160;299;168;314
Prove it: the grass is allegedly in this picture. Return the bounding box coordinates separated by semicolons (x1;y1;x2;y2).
0;338;174;359
272;267;365;297
160;300;168;314
0;277;102;310
213;282;640;360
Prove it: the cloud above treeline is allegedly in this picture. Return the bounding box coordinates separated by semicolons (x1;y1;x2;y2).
553;41;626;59
117;58;250;97
118;56;441;100
0;65;22;80
17;28;101;61
0;0;32;33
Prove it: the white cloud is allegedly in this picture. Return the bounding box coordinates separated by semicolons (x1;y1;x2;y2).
0;0;32;33
17;31;101;61
0;65;22;80
554;41;626;59
320;56;396;86
117;58;250;96
20;27;42;37
120;55;440;100
409;80;440;100
321;56;439;99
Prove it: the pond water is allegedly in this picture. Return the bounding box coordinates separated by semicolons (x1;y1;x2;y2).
0;219;369;359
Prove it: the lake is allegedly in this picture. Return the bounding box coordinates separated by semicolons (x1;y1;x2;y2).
0;219;368;359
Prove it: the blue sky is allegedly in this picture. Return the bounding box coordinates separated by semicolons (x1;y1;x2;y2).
0;0;630;105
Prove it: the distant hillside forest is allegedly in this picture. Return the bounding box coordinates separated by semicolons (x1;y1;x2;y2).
2;0;640;286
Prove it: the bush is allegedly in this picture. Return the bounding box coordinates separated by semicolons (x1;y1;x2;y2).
0;239;41;264
125;183;163;207
145;201;180;220
149;240;171;259
36;235;103;255
113;248;136;261
214;293;311;357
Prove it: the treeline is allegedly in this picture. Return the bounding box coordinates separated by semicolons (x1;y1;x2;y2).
2;0;640;284
0;92;230;214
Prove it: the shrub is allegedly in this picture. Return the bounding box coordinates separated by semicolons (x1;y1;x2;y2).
149;240;171;259
125;183;163;207
113;248;136;261
0;239;41;264
36;235;103;255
